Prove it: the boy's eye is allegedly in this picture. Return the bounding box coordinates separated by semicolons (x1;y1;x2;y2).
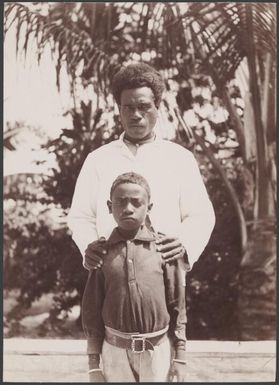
113;198;142;207
131;199;142;207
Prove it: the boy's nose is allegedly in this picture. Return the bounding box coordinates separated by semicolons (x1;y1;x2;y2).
123;203;134;214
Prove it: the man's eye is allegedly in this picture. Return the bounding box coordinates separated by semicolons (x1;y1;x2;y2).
138;103;152;112
121;103;153;113
121;105;134;112
114;199;125;205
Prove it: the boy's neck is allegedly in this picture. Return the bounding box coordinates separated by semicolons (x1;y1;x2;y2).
117;225;143;240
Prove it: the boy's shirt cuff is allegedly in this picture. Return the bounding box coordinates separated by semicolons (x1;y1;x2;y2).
87;337;103;354
174;349;186;361
88;353;100;369
174;341;186;361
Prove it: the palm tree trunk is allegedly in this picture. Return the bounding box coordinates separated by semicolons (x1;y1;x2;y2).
237;4;276;340
222;89;248;165
245;4;270;219
237;218;276;340
175;109;247;252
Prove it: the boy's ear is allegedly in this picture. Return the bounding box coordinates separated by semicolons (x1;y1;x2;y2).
107;200;112;213
147;202;153;212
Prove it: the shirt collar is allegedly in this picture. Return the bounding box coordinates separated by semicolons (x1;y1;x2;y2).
117;132;161;147
107;225;156;245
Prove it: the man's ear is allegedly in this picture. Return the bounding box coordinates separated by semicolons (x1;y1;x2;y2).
147;202;153;212
107;200;112;214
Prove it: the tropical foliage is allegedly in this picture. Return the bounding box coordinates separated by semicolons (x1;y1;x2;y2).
4;2;276;340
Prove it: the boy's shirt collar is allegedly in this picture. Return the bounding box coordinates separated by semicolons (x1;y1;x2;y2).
107;225;155;245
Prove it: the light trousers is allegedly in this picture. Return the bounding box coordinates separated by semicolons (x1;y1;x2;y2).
101;338;171;382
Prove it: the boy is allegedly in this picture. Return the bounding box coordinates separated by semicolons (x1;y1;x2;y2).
82;172;187;382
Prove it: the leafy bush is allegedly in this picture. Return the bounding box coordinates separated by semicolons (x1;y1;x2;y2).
4;85;245;340
3;73;246;340
4;153;243;340
186;172;242;340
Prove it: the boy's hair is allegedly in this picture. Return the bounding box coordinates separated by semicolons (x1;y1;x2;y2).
110;172;151;201
111;62;165;108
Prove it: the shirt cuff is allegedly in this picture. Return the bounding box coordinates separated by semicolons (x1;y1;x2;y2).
174;343;186;361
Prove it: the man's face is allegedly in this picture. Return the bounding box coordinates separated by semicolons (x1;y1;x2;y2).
119;87;158;140
108;183;152;231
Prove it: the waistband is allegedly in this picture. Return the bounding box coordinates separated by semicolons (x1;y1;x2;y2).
104;325;168;353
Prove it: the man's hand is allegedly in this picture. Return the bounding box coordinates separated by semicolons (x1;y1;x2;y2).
168;361;186;382
84;237;107;270
155;233;186;263
89;369;105;382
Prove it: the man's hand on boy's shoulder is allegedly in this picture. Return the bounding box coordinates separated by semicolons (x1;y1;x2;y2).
155;233;187;265
84;237;107;270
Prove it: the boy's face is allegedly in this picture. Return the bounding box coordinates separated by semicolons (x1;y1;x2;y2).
107;182;152;232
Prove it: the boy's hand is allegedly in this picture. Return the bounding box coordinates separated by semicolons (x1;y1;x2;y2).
84;237;107;270
169;361;186;382
88;353;105;382
89;369;105;382
155;233;186;263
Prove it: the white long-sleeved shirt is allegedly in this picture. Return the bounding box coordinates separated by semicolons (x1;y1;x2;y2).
67;133;215;270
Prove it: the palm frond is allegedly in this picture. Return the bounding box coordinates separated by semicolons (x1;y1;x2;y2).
169;2;276;86
4;2;276;97
4;2;122;94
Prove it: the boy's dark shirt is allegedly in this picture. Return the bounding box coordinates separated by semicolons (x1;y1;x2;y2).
82;225;186;354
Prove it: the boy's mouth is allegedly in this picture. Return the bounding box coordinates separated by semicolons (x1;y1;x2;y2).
121;217;136;221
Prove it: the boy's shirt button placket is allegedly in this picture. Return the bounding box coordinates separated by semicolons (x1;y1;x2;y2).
126;240;136;282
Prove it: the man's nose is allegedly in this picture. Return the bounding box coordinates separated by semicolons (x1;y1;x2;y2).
130;108;142;120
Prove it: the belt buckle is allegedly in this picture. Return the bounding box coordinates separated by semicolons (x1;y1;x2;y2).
131;336;146;353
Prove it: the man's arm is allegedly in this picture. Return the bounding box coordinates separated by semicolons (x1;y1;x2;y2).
157;151;215;270
68;154;106;268
177;151;215;270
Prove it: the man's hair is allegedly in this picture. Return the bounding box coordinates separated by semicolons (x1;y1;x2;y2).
111;62;165;108
110;172;151;201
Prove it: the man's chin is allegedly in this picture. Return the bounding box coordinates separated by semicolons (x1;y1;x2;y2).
125;130;153;142
127;131;146;139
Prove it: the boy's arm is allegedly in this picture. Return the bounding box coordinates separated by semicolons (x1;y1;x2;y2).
164;259;187;381
82;269;105;381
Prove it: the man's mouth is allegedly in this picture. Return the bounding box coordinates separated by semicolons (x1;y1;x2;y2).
129;124;144;128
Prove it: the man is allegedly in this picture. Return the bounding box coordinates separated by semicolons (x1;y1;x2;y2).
68;62;215;272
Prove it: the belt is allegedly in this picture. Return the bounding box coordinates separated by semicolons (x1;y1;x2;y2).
105;325;168;353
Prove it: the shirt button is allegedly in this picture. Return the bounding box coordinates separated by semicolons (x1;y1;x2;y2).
128;259;133;263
